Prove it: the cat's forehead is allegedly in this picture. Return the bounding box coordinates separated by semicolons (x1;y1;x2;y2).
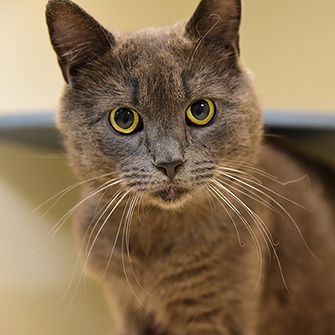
114;28;189;70
111;29;232;97
108;31;189;107
79;28;236;112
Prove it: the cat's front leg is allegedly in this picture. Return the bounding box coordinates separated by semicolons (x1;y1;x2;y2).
154;255;260;335
160;286;259;335
157;264;260;335
170;311;256;335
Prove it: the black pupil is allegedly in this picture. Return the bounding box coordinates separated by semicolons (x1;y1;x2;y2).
114;108;135;129
191;100;210;120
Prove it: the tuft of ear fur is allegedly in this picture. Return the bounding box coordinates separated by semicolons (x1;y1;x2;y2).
46;0;114;83
185;0;241;55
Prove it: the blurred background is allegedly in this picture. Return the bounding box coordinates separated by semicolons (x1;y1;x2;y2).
0;1;334;334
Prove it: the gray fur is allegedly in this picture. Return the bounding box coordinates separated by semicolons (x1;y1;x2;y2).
46;0;335;334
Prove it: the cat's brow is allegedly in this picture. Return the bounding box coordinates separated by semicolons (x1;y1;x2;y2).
181;71;191;101
130;77;141;106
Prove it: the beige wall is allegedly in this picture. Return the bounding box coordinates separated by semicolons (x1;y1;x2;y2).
1;0;334;114
0;141;109;335
241;0;335;112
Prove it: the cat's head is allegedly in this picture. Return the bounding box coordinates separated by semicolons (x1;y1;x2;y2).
46;0;263;209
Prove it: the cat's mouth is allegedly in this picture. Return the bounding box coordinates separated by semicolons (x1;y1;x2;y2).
151;185;189;203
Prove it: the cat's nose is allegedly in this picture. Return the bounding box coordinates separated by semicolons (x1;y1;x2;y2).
154;160;184;179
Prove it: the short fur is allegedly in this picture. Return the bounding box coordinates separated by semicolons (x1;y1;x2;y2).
46;1;335;334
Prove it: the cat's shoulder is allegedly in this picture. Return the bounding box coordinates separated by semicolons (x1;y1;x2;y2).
256;143;306;181
257;142;334;207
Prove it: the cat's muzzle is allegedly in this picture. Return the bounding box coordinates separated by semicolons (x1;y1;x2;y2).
152;185;189;203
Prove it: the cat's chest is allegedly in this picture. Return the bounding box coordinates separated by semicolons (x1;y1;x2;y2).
78;197;257;283
97;208;237;280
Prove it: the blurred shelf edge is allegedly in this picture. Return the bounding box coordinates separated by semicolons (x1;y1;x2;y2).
0;112;55;129
0;110;335;152
263;110;335;129
1;110;335;130
0;112;60;151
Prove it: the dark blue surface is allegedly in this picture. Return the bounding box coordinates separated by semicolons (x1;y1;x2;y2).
1;110;335;130
263;110;335;129
0;112;55;129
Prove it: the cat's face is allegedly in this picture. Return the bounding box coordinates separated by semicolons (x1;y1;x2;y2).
47;0;262;209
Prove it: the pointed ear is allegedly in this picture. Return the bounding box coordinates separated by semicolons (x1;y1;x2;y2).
185;0;241;55
46;0;115;83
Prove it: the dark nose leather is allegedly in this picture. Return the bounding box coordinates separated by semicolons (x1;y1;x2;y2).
155;160;184;179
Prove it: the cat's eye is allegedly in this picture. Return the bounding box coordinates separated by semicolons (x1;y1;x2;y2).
109;107;141;134
186;98;215;126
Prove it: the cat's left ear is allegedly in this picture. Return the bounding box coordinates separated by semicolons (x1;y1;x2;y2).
185;0;241;55
46;0;115;84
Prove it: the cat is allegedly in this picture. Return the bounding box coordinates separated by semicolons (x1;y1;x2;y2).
46;0;335;334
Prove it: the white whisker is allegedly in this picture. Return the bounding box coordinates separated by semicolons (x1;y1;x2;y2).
218;171;319;263
220;171;311;211
101;195;132;280
217;174;281;215
64;190;130;315
84;189;124;258
208;183;263;288
55;198;113;306
51;179;123;237
121;194;146;309
85;190;130;268
29;179;122;256
209;184;262;257
126;194;149;293
32;172;116;215
222;160;279;180
212;178;288;290
206;186;244;247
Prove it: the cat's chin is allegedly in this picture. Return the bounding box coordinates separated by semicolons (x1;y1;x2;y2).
148;186;191;210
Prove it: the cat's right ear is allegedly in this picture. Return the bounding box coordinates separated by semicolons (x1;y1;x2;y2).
46;0;115;84
185;0;241;56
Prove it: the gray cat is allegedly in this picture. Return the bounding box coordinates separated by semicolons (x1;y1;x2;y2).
46;0;335;334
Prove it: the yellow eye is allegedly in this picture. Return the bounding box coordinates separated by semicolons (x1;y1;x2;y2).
109;107;140;134
186;98;215;126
